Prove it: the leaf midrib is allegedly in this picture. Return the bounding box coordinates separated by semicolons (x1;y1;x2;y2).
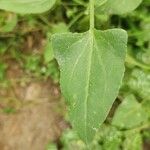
84;31;94;142
84;30;109;142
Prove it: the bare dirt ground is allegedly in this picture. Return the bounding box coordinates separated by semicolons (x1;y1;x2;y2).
0;60;67;150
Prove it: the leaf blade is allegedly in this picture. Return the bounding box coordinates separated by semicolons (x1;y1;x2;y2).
0;0;56;14
95;0;143;15
112;95;148;128
52;29;127;142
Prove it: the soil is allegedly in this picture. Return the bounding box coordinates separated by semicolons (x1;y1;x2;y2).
0;60;68;150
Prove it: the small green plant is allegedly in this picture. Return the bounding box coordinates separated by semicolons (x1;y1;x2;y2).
0;0;149;147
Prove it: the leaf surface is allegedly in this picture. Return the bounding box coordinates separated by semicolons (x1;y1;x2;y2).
95;0;107;7
98;126;122;150
128;69;150;100
52;29;127;142
112;95;148;128
95;0;143;15
123;131;142;150
0;0;56;14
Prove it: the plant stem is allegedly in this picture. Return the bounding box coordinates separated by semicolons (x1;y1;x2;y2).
68;11;84;29
74;0;87;6
90;0;94;30
125;122;150;133
126;54;150;70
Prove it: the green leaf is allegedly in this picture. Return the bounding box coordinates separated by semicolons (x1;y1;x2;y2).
46;142;57;150
44;41;54;64
52;29;127;143
123;131;142;150
128;69;150;100
24;55;40;72
0;0;56;14
60;129;86;150
112;95;148;128
142;100;150;118
60;125;122;149
44;23;68;64
44;33;54;64
95;0;143;15
95;0;107;7
97;125;122;150
0;62;7;80
0;13;17;33
51;23;68;34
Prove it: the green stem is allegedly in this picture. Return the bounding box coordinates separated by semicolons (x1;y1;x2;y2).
125;122;150;133
126;54;150;70
68;11;84;28
90;0;94;30
74;0;87;6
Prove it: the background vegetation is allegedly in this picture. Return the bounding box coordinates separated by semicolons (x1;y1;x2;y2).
0;0;149;149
